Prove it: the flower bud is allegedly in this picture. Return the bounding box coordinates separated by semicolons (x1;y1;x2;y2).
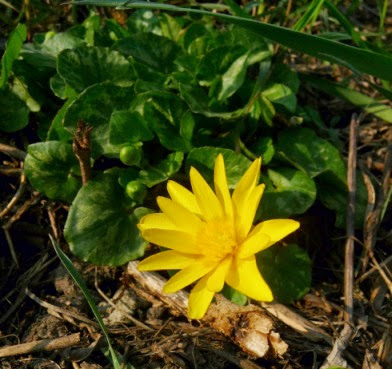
126;180;147;203
120;145;142;166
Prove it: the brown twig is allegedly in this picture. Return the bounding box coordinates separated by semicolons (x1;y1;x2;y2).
361;142;392;271
2;192;41;268
94;268;153;331
321;113;359;369
0;164;26;219
0;333;80;358
259;302;332;344
344;114;359;325
25;288;100;328
73;120;92;185
0;143;26;160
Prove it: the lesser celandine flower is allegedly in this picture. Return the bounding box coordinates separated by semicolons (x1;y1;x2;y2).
137;154;299;319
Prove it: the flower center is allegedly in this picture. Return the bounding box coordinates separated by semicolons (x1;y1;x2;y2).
196;218;238;260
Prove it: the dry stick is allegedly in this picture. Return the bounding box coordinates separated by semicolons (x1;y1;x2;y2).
0;143;26;160
259;302;332;344
25;288;101;328
0;165;26;218
321;114;359;369
73;120;92;185
2;192;40;268
361;142;392;272
93;268;154;332
357;254;392;283
0;333;81;358
127;261;288;359
0;254;57;325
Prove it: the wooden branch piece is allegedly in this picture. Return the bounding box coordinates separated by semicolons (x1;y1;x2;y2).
127;261;288;358
73;120;92;185
321;113;360;369
0;143;26;160
0;333;80;358
259;302;332;344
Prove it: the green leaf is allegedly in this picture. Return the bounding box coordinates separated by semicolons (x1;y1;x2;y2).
262;83;297;113
51;237;122;369
21;30;85;69
250;136;275;164
301;74;392;123
178;83;243;119
0;87;29;132
186;147;252;188
222;285;248;306
277;127;345;179
109;110;154;146
63;82;135;157
73;1;392;81
10;77;41;112
139;152;184;187
270;63;300;94
258;168;316;219
64;173;149;265
257;244;311;304
218;51;250;101
47;98;75;141
57;46;134;92
24;142;81;203
133;92;194;152
50;73;78;100
0;24;27;89
114;33;179;73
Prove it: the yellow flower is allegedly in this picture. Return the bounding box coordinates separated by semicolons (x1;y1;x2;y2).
137;154;299;319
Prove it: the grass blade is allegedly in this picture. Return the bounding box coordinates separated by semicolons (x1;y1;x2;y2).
293;0;325;32
301;74;392;123
50;235;122;369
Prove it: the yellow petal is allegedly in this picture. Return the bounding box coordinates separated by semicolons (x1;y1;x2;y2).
163;259;217;293
167;180;201;216
157;196;204;234
234;184;265;242
241;219;300;258
190;167;223;221
188;274;215;319
214;154;233;219
206;255;232;292
138;213;177;232
141;229;199;254
236;231;270;259
138;250;199;271
225;255;273;301
232;157;261;207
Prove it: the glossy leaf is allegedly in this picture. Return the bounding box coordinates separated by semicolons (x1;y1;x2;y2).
277;127;346;179
57;46;134;92
24;141;81;203
258;168;316;219
257;244;312;304
139;152;184;187
64;173;149;265
0;87;29;132
109;110;153;146
0;24;27;88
